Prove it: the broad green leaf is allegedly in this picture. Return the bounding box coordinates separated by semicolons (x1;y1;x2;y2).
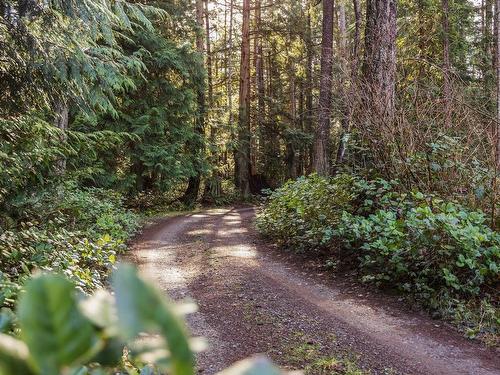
18;274;101;374
140;365;156;375
0;309;14;333
113;265;194;375
69;367;89;375
80;290;119;336
0;333;34;375
88;336;125;367
217;356;282;375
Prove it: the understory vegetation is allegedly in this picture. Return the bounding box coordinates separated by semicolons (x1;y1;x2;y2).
0;0;205;312
257;174;500;344
0;183;139;309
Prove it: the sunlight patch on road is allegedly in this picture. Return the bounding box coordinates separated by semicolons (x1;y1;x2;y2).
134;245;187;289
203;209;230;216
224;221;242;226
230;246;256;258
186;229;212;235
224;214;241;220
157;268;185;286
222;227;248;234
210;244;256;259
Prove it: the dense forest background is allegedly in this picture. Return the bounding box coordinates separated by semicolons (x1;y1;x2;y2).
2;0;499;212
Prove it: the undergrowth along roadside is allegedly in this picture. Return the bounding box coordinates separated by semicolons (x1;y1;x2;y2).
256;174;500;346
0;182;140;310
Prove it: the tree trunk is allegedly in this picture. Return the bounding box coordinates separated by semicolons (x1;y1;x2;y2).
313;0;335;175
497;0;500;173
227;0;239;186
236;0;251;197
484;0;493;98
54;100;68;174
442;0;452;128
286;63;298;180
205;0;213;106
352;0;361;70
203;0;223;202
305;4;314;173
362;0;397;124
336;2;350;165
255;0;266;175
182;0;206;205
262;47;281;188
298;82;305;175
493;0;500;227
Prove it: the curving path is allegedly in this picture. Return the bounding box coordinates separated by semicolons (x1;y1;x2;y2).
130;207;500;375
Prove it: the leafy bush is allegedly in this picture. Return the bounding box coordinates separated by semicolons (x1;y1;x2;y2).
257;175;500;339
256;174;356;251
337;193;500;301
0;183;140;308
0;265;282;375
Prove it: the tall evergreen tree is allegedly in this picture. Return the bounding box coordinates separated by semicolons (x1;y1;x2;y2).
313;0;335;176
236;0;251;197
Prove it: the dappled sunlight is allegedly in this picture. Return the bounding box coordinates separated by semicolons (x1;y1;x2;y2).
220;227;248;235
186;228;213;236
191;214;209;218
154;268;185;288
210;244;257;259
228;246;256;258
223;217;242;223
202;209;230;216
224;218;242;223
134;246;188;290
224;221;243;226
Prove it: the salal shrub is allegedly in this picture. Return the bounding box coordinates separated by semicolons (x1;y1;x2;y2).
256;174;356;251
257;175;500;304
337;193;500;301
0;265;282;375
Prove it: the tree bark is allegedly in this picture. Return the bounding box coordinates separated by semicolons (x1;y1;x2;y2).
493;0;500;226
313;0;335;175
205;0;213;106
484;0;493;98
54;100;68;174
255;0;266;175
442;0;452;128
227;0;240;186
263;46;281;187
362;0;397;124
286;62;298;180
298;82;305;175
203;0;223;202
497;0;500;173
352;0;361;70
182;0;206;205
236;0;251;197
336;1;350;165
305;3;314;173
226;0;233;112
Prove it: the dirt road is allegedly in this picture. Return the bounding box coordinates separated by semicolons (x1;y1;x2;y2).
131;207;500;375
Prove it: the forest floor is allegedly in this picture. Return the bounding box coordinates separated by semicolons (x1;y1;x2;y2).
129;207;500;375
